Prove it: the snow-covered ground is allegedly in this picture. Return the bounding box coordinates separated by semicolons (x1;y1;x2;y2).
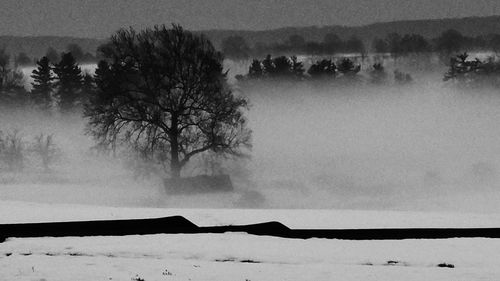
1;200;500;281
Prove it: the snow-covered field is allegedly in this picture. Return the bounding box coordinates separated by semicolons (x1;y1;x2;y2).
1;200;500;281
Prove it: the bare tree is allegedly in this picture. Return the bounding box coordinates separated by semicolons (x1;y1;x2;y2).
84;25;251;179
31;133;60;172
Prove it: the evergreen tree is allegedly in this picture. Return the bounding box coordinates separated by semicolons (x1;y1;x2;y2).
248;59;263;79
30;56;54;110
272;56;292;77
307;59;336;79
53;52;83;112
337;58;361;76
262;54;274;76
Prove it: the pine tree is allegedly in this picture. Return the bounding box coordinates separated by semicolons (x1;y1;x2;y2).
31;56;54;110
308;59;336;79
248;59;263;79
53;52;83;112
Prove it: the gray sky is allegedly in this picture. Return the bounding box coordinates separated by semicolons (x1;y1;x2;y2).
1;0;500;38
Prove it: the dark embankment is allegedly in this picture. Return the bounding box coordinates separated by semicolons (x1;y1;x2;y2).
2;216;500;242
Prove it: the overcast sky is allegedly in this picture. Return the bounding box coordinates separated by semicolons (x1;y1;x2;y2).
1;0;499;38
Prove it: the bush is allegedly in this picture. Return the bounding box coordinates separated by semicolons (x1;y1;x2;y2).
0;130;25;172
31;133;60;172
444;53;500;88
437;262;455;268
394;69;413;85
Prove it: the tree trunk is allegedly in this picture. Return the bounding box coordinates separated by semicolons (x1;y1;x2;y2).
170;159;181;179
170;115;181;179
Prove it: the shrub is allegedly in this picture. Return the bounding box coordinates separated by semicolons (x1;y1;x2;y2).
437;262;455;268
31;133;60;172
0;130;25;172
394;69;413;85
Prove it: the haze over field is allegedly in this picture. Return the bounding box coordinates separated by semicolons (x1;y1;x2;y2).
2;61;500;213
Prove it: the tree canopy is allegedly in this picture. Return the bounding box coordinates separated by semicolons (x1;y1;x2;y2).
31;56;54;110
84;25;251;178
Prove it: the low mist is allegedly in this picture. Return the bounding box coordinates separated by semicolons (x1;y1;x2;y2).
3;65;500;213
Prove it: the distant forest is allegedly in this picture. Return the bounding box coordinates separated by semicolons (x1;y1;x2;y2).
1;15;500;63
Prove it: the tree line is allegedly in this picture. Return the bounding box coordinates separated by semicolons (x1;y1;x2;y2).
237;54;412;85
0;48;94;112
237;51;500;88
222;29;500;60
4;43;98;68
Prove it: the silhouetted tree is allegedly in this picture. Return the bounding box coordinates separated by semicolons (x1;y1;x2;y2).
337;58;360;76
262;54;275;75
221;35;250;61
272;56;292;77
248;59;263;78
84;25;251;179
0;49;28;107
30;56;55;110
53;52;83;112
369;63;388;84
443;53;500;87
307;59;336;79
394;69;413;85
32;133;60;172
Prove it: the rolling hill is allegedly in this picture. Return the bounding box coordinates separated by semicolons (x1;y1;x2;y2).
1;15;499;59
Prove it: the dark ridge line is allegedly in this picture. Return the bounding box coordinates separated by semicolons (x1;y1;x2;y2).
1;216;500;243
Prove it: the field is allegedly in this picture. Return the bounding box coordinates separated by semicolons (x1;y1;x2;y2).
3;56;500;280
1;200;500;281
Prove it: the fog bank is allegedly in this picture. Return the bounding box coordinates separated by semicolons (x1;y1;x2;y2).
2;70;500;213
